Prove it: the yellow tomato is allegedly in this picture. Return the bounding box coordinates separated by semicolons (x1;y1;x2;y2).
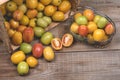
40;0;52;5
43;46;55;61
37;2;45;11
93;29;105;42
52;11;65;21
70;22;79;33
26;56;38;68
11;51;25;64
58;0;71;13
12;31;23;45
87;21;97;33
44;5;56;16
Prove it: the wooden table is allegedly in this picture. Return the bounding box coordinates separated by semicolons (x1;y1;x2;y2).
0;0;120;80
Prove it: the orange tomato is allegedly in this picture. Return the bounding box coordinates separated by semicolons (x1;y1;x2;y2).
26;56;38;68
44;5;56;16
83;9;94;21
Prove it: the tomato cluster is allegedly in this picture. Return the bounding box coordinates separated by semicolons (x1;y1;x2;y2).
70;8;115;46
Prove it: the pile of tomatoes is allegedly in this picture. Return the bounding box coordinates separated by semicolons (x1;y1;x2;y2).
0;0;74;76
70;8;115;45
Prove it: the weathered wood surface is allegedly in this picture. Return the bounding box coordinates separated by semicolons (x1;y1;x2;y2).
1;0;120;80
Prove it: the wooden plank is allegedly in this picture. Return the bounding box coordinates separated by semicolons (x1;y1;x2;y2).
0;50;120;80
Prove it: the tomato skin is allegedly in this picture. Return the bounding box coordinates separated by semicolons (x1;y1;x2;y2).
23;27;34;43
78;25;88;37
32;43;43;58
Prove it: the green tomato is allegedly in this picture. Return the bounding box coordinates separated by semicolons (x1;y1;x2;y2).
34;27;45;37
20;43;32;54
75;16;88;25
37;18;48;28
93;15;102;23
43;16;52;24
17;61;29;75
40;32;54;45
97;17;108;29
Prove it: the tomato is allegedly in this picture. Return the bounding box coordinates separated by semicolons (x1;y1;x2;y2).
11;51;25;64
9;19;19;29
105;23;114;35
26;56;38;68
6;1;17;12
75;16;88;25
83;9;94;21
51;38;62;50
43;16;52;24
40;0;52;5
78;25;88;37
17;61;29;75
34;27;45;38
12;31;22;45
52;0;62;6
62;33;73;47
23;27;34;43
13;10;24;21
87;21;97;33
93;15;101;23
40;32;54;45
70;22;79;33
43;46;55;61
44;5;56;16
17;25;27;33
58;0;71;13
97;17;108;29
93;29;105;42
26;9;38;19
52;11;65;21
20;43;32;54
20;15;29;26
32;43;43;58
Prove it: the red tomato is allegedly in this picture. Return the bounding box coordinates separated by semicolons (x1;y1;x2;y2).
78;25;88;36
105;23;114;35
23;27;34;43
32;43;43;58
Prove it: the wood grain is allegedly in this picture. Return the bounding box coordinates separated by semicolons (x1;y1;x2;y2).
0;0;120;80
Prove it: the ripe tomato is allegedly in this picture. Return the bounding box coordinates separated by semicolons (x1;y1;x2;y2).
32;43;43;58
93;29;105;42
83;9;94;21
105;23;114;35
78;25;88;36
26;56;38;68
11;51;25;64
